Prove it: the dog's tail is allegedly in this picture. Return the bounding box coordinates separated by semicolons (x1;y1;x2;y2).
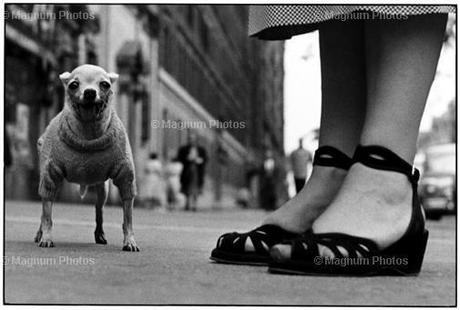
79;185;88;199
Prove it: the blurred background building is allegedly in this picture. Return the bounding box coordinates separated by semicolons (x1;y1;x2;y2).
4;4;286;207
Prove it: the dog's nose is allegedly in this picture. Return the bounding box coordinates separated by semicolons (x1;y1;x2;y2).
83;89;97;101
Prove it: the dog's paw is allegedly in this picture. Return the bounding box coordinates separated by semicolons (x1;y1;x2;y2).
38;238;54;248
94;231;107;245
122;237;140;252
122;244;140;252
34;230;42;243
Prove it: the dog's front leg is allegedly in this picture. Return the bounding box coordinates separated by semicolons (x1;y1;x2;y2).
122;199;139;252
94;182;108;244
36;200;54;247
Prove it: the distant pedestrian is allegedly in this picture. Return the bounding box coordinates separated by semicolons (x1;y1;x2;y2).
290;138;312;193
177;132;207;211
165;151;185;211
141;153;166;208
259;149;278;211
236;188;251;208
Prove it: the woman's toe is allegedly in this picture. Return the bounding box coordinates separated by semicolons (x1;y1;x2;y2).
270;244;292;262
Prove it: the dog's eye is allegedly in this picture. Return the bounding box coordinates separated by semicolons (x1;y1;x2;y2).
68;81;79;90
100;81;111;90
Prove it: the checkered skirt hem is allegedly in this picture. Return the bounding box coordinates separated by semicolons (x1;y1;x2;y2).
249;5;456;39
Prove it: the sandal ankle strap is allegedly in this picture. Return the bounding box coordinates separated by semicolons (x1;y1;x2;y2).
353;145;420;184
313;146;353;170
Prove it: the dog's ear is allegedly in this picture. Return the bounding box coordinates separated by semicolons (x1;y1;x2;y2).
59;72;72;85
108;72;119;84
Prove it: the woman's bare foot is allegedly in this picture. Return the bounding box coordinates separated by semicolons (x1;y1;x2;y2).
262;165;348;234
272;163;413;258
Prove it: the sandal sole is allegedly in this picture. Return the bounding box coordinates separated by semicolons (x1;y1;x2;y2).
210;256;268;266
210;249;269;266
268;266;421;277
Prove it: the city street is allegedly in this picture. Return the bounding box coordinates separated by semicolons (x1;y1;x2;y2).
4;200;456;306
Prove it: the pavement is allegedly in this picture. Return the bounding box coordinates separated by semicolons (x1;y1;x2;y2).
4;200;456;305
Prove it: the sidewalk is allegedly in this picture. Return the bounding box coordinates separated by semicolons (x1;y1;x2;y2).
4;200;456;305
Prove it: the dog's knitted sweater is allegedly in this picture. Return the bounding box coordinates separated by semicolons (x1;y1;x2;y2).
38;108;136;201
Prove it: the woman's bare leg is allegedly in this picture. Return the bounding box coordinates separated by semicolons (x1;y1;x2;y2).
261;19;367;235
312;14;447;250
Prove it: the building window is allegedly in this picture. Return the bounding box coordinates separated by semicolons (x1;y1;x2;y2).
199;16;209;51
159;22;247;145
186;6;195;27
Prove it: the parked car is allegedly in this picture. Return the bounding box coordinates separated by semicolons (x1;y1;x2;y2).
419;143;456;220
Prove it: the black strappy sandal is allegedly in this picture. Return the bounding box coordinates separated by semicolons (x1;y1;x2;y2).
268;145;428;276
210;146;353;266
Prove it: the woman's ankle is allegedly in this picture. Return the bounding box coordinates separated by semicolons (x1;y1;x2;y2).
349;163;413;205
262;165;348;232
306;165;348;201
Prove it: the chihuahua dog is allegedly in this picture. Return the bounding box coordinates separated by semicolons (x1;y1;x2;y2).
36;64;139;251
